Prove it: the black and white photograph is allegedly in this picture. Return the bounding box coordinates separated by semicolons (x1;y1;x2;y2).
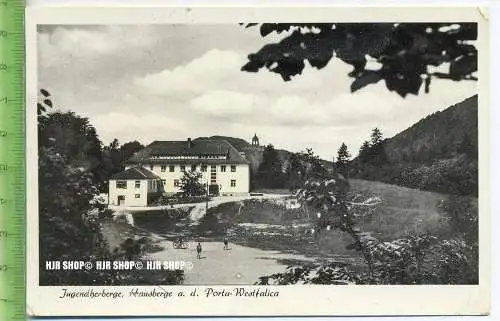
26;5;490;317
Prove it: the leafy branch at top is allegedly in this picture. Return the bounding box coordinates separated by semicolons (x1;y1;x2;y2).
241;23;477;97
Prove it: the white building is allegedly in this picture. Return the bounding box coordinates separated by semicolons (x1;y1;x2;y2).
109;138;251;206
108;167;163;206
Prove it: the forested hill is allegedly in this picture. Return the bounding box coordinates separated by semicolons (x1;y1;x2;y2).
383;94;478;164
351;95;478;196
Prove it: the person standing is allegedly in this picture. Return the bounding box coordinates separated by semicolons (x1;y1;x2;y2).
196;242;202;259
223;236;229;250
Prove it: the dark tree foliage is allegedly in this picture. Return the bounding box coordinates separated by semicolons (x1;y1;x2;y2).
284;148;328;190
38;89;183;285
458;132;477;160
241;23;477;97
120;141;144;161
256;144;285;188
358;140;371;163
100;139;145;190
284;152;306;190
335;143;351;177
370;128;383;146
38;107;107;192
179;170;206;197
354;128;388;171
300;148;328;177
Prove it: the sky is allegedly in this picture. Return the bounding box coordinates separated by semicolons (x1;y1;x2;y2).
37;24;477;161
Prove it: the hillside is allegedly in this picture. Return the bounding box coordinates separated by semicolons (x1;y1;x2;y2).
351;95;478;196
383;95;478;164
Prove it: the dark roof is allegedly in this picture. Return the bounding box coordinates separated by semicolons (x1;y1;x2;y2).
110;166;161;180
125;139;250;165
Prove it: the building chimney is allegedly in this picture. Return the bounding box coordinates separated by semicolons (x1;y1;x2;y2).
187;138;193;148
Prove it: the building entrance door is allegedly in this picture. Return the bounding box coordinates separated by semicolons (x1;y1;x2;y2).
118;195;125;205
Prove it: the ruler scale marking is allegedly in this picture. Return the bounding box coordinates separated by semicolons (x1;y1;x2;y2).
0;0;25;320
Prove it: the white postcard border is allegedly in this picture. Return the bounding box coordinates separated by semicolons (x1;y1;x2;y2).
25;5;491;317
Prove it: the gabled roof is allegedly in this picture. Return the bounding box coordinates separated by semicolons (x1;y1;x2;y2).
110;166;161;180
125;139;250;165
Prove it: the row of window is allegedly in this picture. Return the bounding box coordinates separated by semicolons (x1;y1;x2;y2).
116;180;151;189
116;179;237;189
161;179;237;187
151;164;237;173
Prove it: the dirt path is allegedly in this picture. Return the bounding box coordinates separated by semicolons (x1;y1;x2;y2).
144;240;315;285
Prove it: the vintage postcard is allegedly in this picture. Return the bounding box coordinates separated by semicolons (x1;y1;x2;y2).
25;5;490;317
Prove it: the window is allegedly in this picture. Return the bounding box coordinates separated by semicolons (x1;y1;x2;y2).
201;165;207;172
191;165;196;171
220;165;226;172
161;179;166;186
150;164;154;171
231;165;236;172
211;165;216;172
174;179;180;187
135;180;141;189
231;180;236;187
116;180;127;189
161;165;166;172
135;194;141;198
169;165;175;172
180;165;185;172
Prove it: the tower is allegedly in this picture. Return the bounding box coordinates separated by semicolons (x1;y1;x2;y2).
251;133;259;147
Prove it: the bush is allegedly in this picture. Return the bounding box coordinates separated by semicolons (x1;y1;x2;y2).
352;155;478;197
153;194;211;206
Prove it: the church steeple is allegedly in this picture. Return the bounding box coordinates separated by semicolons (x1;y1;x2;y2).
252;133;259;147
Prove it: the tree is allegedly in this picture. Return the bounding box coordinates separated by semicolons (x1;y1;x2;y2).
99;139;145;192
370;128;383;146
38;90;112;284
256;144;285;188
358;140;371;162
179;170;206;197
284;148;328;190
301;148;328;177
285;152;306;190
39;109;105;189
457;132;477;160
120;141;143;158
335;143;351;177
102;139;144;174
367;128;388;166
241;23;477;97
38;89;184;285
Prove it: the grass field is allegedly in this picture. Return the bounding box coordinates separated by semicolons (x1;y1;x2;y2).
348;179;449;239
